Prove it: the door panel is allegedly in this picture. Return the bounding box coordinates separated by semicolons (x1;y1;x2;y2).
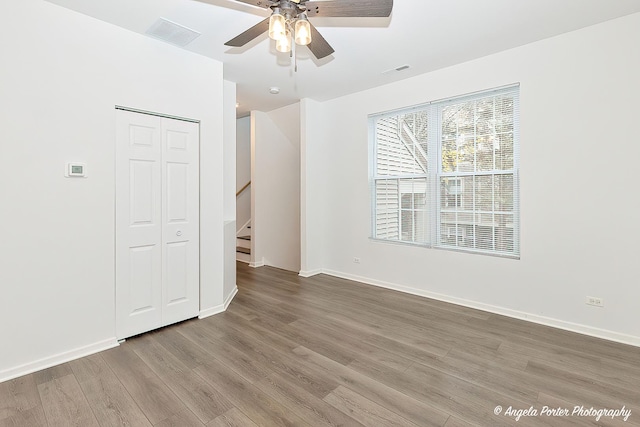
130;160;155;224
166;129;188;151
166;162;188;222
165;241;188;305
161;118;199;326
116;111;162;339
129;125;156;147
129;245;159;314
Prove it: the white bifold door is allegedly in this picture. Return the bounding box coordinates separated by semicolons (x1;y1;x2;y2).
115;109;199;340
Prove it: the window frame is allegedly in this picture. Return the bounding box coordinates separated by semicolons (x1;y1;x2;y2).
369;84;520;259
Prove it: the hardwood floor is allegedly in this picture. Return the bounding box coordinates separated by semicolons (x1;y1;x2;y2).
2;262;639;426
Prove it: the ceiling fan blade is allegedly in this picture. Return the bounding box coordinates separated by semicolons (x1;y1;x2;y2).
307;23;334;59
304;0;393;17
224;17;270;47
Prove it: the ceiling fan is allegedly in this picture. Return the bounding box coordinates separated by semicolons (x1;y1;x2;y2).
224;0;393;59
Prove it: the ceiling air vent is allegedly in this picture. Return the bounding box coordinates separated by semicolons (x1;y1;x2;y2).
382;64;411;75
145;18;201;47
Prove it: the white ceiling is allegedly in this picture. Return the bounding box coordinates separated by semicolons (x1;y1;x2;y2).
45;0;640;117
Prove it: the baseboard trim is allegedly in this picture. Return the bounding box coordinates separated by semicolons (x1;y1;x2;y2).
199;304;224;319
224;286;239;310
299;269;322;278
0;338;119;384
249;261;265;268
321;269;640;348
198;286;238;320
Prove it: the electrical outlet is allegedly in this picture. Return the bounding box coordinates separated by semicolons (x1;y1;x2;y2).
353;257;361;264
586;296;604;307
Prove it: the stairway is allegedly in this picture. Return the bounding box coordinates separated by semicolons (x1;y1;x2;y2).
236;225;251;263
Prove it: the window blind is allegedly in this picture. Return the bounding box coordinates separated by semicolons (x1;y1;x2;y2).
370;85;520;257
373;113;430;245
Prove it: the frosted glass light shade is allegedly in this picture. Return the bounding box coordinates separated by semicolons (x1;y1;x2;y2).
269;9;286;40
294;15;311;45
276;29;291;52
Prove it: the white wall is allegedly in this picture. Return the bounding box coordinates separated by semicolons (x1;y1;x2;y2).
223;81;237;223
252;105;301;272
223;80;238;304
236;116;251;231
300;99;327;276
303;13;640;345
0;0;227;381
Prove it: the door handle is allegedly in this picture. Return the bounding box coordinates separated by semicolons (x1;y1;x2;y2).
176;230;182;236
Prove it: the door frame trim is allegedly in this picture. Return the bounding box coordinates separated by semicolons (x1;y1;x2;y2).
115;105;200;124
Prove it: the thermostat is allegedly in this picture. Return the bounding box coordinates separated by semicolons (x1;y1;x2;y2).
66;163;87;177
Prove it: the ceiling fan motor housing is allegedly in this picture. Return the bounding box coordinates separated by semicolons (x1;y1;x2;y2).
272;0;305;20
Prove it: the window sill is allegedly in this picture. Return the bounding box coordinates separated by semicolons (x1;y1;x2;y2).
369;237;520;260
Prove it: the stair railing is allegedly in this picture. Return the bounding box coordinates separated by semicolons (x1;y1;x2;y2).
236;180;251;197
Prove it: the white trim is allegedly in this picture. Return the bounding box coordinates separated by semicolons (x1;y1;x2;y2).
321;269;640;348
299;269;322;277
198;303;224;319
249;261;265;268
198;286;238;319
223;286;238;310
115;105;199;123
0;338;119;384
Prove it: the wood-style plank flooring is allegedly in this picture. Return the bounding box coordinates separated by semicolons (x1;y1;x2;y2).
2;262;639;426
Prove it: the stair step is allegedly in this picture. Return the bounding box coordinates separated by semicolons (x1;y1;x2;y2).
236;246;251;255
237;235;251;241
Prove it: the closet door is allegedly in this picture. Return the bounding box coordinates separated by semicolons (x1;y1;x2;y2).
116;110;199;340
115;111;163;339
161;117;199;326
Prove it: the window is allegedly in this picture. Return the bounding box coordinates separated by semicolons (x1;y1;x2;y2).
370;85;519;257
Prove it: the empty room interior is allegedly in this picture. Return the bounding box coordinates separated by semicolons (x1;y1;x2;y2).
2;0;640;426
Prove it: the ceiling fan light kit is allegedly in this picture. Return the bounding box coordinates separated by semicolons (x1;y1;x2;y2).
268;8;286;40
224;0;393;60
276;28;292;52
268;7;311;54
294;14;311;46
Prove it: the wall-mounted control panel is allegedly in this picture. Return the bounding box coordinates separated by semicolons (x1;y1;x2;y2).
65;162;87;178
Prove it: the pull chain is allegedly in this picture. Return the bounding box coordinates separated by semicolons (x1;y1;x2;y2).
292;29;297;72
